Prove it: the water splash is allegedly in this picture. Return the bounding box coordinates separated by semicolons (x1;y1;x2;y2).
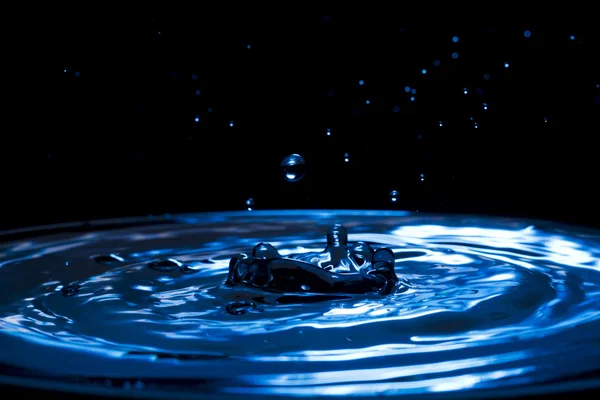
1;210;600;398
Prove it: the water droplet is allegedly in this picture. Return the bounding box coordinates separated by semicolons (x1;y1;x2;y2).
252;243;281;259
326;128;331;136
484;73;490;80
358;80;364;86
226;300;256;315
420;173;425;182
246;198;254;211
280;154;306;182
148;258;182;272
344;153;349;162
389;190;399;202
433;60;440;67
300;284;310;291
524;30;531;38
350;242;374;268
229;120;234;127
452;52;459;59
452;36;459;43
439;121;443;127
373;248;395;264
94;254;125;266
504;62;509;68
544;117;548;123
327;224;348;247
463;88;468;95
483;102;488;110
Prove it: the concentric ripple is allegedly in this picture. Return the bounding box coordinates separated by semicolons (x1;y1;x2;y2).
1;210;600;398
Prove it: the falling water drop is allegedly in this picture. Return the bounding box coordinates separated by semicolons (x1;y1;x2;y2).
300;284;310;291
280;154;306;182
246;198;255;211
344;153;349;163
483;103;488;110
420;173;425;182
389;190;399;202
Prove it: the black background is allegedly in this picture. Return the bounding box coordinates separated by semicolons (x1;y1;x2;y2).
3;12;599;231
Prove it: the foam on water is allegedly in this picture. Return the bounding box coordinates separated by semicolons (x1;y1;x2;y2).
1;210;600;398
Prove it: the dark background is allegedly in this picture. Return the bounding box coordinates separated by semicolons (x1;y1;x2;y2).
3;13;599;231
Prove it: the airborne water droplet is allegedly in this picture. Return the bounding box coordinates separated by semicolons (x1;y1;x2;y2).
389;190;399;202
246;198;255;211
147;258;182;272
344;153;349;163
226;300;256;315
280;154;306;182
300;284;310;291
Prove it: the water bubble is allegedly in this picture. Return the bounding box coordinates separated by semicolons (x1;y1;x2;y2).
365;99;370;104
404;86;411;92
344;153;349;162
226;300;257;315
300;284;310;291
389;190;399;202
252;243;281;259
524;30;531;38
504;62;509;68
421;69;427;75
451;52;459;59
392;105;400;113
194;116;200;123
280;153;306;182
411;88;417;94
410;96;415;101
433;60;440;67
93;254;125;266
358;80;364;85
484;73;490;80
246;44;251;49
570;35;575;40
452;36;459;43
148;258;182;272
74;71;80;77
192;74;198;80
195;89;201;96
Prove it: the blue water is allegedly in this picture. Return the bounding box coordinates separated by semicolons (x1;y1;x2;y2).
1;210;600;398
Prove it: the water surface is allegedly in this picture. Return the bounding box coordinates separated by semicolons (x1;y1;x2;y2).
1;210;599;398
